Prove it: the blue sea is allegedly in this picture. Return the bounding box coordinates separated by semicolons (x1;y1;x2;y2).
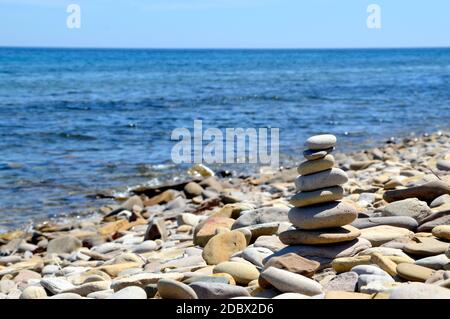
1;47;450;230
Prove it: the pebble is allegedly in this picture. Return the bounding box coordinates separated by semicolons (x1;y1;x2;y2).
305;134;337;150
403;239;450;257
260;267;323;296
263;253;320;277
396;263;435;282
20;286;47;299
86;289;114;299
63;281;111;296
213;262;259;285
253;235;286;252
131;240;158;254
242;247;273;268
430;194;450;208
47;236;82;255
303;147;334;160
323;271;358;292
107;286;147;299
288;201;358;229
289;186;343;208
157;278;198;299
297;155;335;176
295;168;348;192
415;254;450;270
351;216;418;231
49;293;83;299
184;182;204;198
383;180;450;204
111;272;183;291
325;291;372;299
40;277;75;294
432;225;450;240
194;217;235;247
202;231;247;265
382;198;432;222
231;207;289;229
189;282;250;299
279;225;361;245
331;256;372;273
370;252;398;276
359;225;413;246
389;282;450;299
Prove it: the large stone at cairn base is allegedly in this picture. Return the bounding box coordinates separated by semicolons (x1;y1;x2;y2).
263;237;372;269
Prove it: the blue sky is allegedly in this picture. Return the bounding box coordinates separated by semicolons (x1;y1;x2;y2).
1;0;449;48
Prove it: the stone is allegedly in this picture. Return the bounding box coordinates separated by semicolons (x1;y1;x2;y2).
279;225;361;245
358;247;413;259
157;278;198;299
96;262;142;277
351;216;418;231
305;134;337;150
47;236;82;254
120;195;143;211
177;213;200;226
383;198;432;222
303;147;334;160
202;231;247;265
416;254;449;270
144;218;167;241
184;182;204;198
431;194;450;208
194;217;235;247
396;263;435;282
437;159;450;171
260;267;323;296
432;225;450;241
41;278;76;295
331;256;372;273
111;272;183;291
295;168;348;192
297;154;335;176
231;207;289;229
289;186;343;208
253;235;286;252
370;253;398;276
383;181;450;204
417;211;450;232
20;286;47;299
131;240;158;254
288;201;358;229
360;281;402;294
389;282;450;299
263;253;320;277
238;223;280;240
189;282;250;299
107;286;147;299
359;225;413;246
323;272;358;292
272;292;312;299
0;280;16;294
267;237;372;268
403;239;450;257
49;293;83;299
325;291;372;299
212;262;259;285
63;281;111;296
86;290;114;299
242;247;273;268
13;269;41;286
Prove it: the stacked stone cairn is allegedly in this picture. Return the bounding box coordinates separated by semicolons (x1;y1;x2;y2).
279;134;361;248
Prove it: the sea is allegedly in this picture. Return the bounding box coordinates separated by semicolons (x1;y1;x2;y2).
1;47;450;230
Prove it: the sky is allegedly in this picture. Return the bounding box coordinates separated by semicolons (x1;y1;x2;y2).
0;0;449;48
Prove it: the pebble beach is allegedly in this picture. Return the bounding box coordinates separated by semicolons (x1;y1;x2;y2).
1;131;450;300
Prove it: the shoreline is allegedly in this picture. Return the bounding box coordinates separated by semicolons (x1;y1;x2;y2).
0;130;449;299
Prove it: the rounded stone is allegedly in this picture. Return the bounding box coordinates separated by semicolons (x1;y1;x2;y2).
260;267;323;296
295;168;348;192
323;271;358;292
262;253;320;277
194;217;235;247
331;256;372;273
297;154;335;176
184;182;204;198
389;282;450;299
396;263;435;282
305;134;337;150
303;147;334;161
202;231;247;265
359;225;414;247
279;225;360;245
189;282;250;299
157;279;198;299
20;286;47;299
289;187;344;208
432;225;450;241
47;236;82;254
107;286;147;299
382;198;432;222
351;216;418;231
288;201;358;229
212;262;259;285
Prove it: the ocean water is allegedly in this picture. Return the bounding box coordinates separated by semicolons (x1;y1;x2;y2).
1;47;450;230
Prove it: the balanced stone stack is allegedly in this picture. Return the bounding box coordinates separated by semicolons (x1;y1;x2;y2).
279;134;361;247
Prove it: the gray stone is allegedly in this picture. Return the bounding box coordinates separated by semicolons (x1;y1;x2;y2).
415;254;449;270
242;247;273;268
260;267;323;296
49;293;83;299
351;216;418;231
295;168;348;192
47;236;82;254
189;282;250;299
383;198;432;222
253;235;286;252
357;275;394;290
305;134;337;150
231;207;289;229
430;194;450;208
157;279;198;299
323;272;358;292
41;278;75;295
389;282;450;299
131;240;158;254
437;159;450;171
417;211;450;232
289;201;358;230
303;147;334;160
20;286;47;299
107;286;147;299
63;281;111;297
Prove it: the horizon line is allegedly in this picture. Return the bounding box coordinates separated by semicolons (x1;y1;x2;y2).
1;45;450;50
